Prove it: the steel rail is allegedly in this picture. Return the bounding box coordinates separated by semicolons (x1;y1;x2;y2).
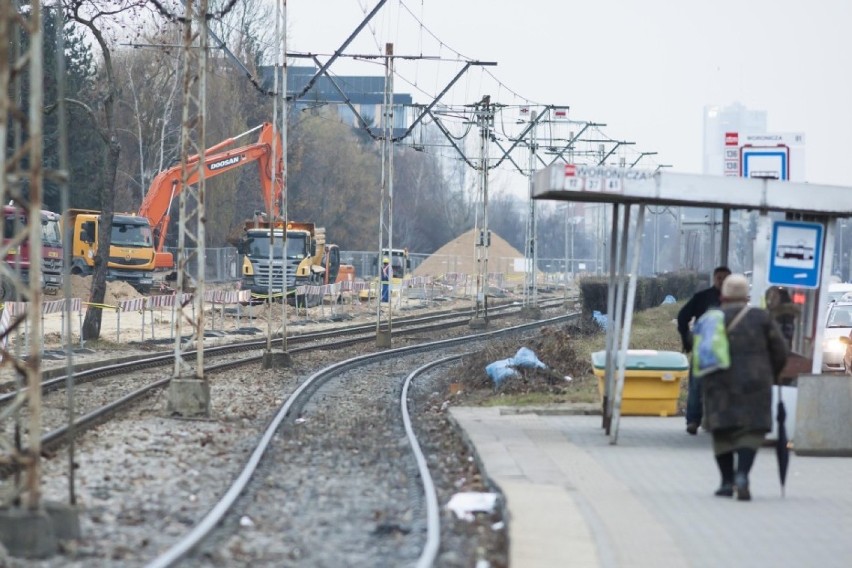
401;354;466;568
146;311;578;568
6;301;571;463
1;299;570;407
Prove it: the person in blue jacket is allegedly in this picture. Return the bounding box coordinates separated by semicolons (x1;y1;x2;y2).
380;257;391;303
677;265;731;434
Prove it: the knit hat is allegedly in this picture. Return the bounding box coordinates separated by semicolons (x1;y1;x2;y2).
721;273;749;301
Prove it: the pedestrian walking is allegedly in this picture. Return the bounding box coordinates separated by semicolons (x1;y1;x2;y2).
677;265;731;434
702;273;788;501
765;286;798;350
380;257;391;303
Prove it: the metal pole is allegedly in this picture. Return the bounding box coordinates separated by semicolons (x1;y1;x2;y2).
563;204;569;303
653;208;659;274
386;43;395;331
528;111;537;307
610;205;647;444
280;0;289;353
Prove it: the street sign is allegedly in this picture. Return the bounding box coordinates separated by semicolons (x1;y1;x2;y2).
768;220;824;288
741;145;790;180
558;164;653;194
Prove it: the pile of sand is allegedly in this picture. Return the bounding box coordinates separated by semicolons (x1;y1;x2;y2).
412;229;525;277
70;275;143;306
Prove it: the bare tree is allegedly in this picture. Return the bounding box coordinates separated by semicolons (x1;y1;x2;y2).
61;0;153;340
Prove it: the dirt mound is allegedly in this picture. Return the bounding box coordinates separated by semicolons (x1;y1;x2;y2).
70;275;143;306
413;229;525;277
445;323;591;403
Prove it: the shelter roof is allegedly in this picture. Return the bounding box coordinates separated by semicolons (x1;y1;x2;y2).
533;166;852;217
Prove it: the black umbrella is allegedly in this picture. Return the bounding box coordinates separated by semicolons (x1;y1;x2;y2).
776;384;790;497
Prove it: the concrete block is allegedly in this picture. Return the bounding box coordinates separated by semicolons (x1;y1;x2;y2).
376;329;391;348
166;378;211;418
44;501;80;540
468;316;488;330
0;506;57;558
262;350;291;369
794;374;852;457
520;306;542;320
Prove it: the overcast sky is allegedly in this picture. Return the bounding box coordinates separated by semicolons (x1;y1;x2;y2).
282;0;852;191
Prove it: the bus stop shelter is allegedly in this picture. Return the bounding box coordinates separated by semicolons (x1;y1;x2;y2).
533;165;851;448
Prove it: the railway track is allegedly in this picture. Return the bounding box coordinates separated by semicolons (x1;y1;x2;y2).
8;300;579;567
149;312;577;567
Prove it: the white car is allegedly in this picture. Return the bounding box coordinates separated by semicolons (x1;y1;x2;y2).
827;283;852;303
822;302;852;372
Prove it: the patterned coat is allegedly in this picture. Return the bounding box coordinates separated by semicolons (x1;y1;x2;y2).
702;302;788;433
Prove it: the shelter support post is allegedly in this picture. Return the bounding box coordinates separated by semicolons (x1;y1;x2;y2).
610;205;646;445
811;218;835;373
602;203;620;429
720;208;731;267
604;205;631;434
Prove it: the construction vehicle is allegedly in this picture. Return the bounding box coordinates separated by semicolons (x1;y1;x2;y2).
359;248;410;301
235;217;340;303
380;247;410;279
138;122;284;270
1;205;63;297
66;209;156;293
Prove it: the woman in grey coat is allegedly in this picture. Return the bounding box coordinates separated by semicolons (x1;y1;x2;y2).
702;273;788;501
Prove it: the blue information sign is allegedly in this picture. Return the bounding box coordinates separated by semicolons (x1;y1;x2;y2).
768;220;824;288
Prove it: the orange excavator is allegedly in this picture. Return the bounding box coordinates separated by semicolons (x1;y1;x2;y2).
138;122;284;270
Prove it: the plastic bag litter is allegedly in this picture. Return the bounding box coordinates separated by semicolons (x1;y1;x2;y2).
485;348;550;387
592;310;608;329
446;492;498;522
661;294;677;305
485;359;518;386
512;347;546;370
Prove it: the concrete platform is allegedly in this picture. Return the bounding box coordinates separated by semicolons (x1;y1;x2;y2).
450;407;852;568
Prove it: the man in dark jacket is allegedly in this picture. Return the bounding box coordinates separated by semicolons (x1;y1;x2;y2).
677;265;731;434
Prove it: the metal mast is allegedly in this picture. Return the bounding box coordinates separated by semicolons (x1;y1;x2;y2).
470;96;493;328
376;43;394;347
0;0;77;557
262;0;290;368
167;0;210;417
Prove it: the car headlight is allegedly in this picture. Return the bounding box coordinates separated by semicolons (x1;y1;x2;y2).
823;338;848;354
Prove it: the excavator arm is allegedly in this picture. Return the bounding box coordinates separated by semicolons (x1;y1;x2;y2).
138;122;284;269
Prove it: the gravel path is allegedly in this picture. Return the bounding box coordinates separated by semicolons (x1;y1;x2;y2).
2;311;554;567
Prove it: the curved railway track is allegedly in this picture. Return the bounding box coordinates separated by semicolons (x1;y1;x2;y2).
147;313;577;567
8;301;579;567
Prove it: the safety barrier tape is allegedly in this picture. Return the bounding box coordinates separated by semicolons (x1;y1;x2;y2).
147;294;175;309
118;297;146;312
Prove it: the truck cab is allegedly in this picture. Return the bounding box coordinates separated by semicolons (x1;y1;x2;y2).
236;219;338;302
2;205;64;297
67;209;156;294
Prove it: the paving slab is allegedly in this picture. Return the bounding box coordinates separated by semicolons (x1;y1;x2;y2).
450;407;852;568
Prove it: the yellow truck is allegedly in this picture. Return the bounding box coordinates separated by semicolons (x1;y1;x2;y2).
66;209;156;294
235;217;341;303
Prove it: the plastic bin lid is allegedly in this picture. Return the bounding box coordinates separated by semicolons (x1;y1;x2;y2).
591;349;688;371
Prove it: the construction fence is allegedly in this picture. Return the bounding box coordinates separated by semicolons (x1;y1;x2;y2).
0;271;527;353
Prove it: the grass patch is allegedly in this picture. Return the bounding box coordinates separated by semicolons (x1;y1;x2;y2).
446;302;687;409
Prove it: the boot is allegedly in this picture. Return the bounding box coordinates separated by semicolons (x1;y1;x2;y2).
714;452;734;497
734;448;756;501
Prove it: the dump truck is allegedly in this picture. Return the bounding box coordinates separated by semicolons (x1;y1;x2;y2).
235;217;340;303
66;209;156;293
1;205;63;298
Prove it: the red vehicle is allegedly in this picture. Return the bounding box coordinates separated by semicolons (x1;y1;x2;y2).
2;205;63;296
